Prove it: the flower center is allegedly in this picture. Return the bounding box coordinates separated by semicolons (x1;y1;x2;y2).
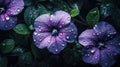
52;29;58;36
0;7;5;14
98;42;106;50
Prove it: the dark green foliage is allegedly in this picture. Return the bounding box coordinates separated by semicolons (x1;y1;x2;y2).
0;0;120;67
86;7;99;26
13;24;30;35
0;39;15;54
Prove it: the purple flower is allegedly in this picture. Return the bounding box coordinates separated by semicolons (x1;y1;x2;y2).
0;0;24;30
78;21;120;67
33;10;77;54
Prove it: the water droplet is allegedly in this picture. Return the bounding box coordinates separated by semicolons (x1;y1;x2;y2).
17;8;20;12
96;33;99;35
12;1;15;4
67;17;70;22
85;54;90;57
50;15;53;21
2;43;5;46
38;34;40;36
93;11;96;13
113;32;116;34
105;63;108;66
60;33;63;36
74;35;77;38
66;36;69;39
95;56;97;59
48;40;51;43
93;33;96;35
95;25;97;27
99;32;101;34
107;35;110;37
33;39;36;41
38;26;41;28
39;39;42;41
59;25;62;28
70;29;74;32
118;43;120;45
55;49;58;52
82;41;86;43
62;22;65;24
109;32;112;34
62;44;65;47
38;29;42;31
6;17;9;20
34;32;37;35
91;50;95;53
5;25;8;28
106;4;110;6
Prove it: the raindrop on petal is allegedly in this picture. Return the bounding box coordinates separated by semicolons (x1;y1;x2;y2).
91;50;95;53
93;33;96;35
67;17;70;22
55;49;58;52
50;15;53;21
34;32;37;35
62;44;65;47
6;17;10;20
118;43;120;45
17;8;20;12
66;36;69;39
33;39;36;42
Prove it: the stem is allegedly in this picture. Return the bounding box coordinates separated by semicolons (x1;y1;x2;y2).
73;19;89;26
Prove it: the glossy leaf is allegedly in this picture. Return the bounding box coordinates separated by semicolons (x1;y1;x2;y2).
86;7;100;26
0;39;15;54
100;2;115;19
70;9;80;17
24;0;32;6
18;52;33;67
13;24;30;35
0;56;8;67
31;44;41;59
24;5;48;26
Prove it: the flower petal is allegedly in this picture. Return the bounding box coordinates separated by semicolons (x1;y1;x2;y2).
48;36;66;54
33;31;51;48
105;36;120;54
50;10;71;28
0;0;11;5
6;0;24;15
99;45;117;67
93;21;116;40
59;23;77;43
4;0;11;5
35;14;52;27
34;21;50;33
0;0;4;4
78;29;97;46
82;47;100;64
0;14;17;30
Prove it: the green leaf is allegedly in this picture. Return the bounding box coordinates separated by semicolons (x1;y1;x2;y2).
24;0;32;6
18;52;33;67
111;9;120;28
31;44;40;59
9;31;29;47
70;9;79;17
13;24;30;35
0;39;15;54
24;5;48;26
86;7;100;26
100;2;115;19
0;56;7;67
12;47;24;55
31;44;50;59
